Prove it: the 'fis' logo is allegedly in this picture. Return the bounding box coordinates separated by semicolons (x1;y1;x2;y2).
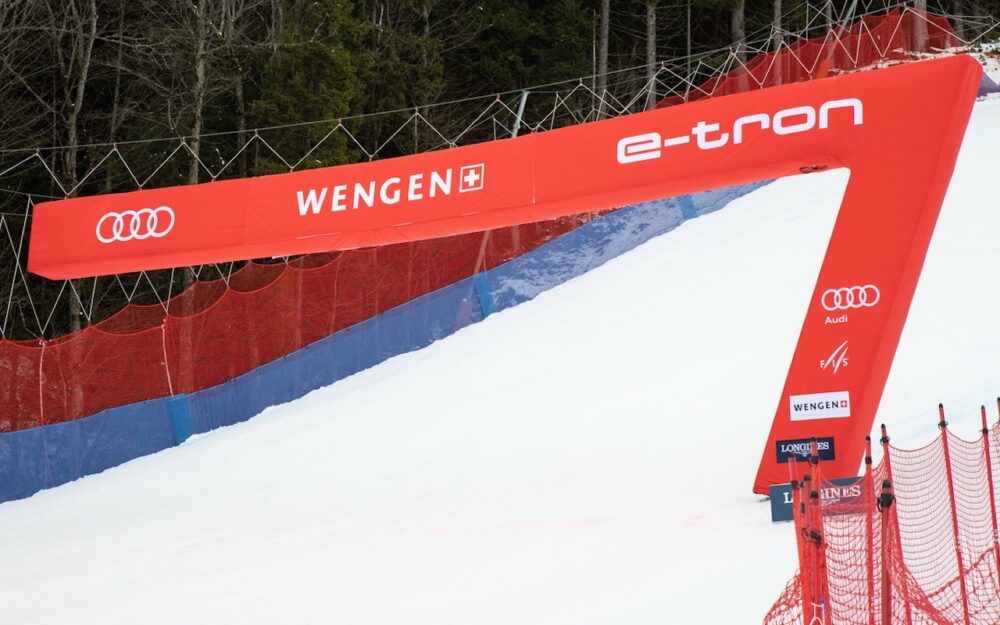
296;163;486;216
775;437;836;464
789;390;850;421
616;98;863;165
820;340;849;374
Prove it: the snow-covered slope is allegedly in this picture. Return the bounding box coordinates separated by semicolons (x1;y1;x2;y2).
0;99;998;625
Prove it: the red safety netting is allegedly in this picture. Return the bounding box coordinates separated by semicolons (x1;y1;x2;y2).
658;9;961;108
765;413;1000;625
0;214;601;432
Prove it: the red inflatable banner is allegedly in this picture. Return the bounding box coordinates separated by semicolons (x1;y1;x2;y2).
28;57;981;493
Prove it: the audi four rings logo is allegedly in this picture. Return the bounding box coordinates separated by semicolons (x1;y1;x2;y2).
821;285;880;311
96;206;175;243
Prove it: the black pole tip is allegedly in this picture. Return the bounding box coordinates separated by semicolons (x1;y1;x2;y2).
865;435;871;442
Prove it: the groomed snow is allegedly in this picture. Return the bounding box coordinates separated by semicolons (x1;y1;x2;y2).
0;99;998;625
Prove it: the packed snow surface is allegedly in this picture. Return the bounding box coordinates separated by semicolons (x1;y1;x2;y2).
1;99;998;625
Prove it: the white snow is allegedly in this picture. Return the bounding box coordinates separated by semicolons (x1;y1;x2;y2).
973;50;1000;86
0;99;998;625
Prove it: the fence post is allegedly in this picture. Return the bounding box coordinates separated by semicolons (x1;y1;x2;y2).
800;439;830;624
798;467;816;617
37;340;45;425
939;404;972;625
788;454;812;616
865;435;876;625
879;477;896;625
161;323;175;397
881;423;914;625
981;405;1000;585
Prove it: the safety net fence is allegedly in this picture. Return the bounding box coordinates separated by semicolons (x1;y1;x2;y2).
0;216;606;431
764;405;1000;625
0;7;993;434
657;8;966;108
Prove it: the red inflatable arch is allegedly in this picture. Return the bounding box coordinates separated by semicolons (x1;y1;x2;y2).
29;56;982;493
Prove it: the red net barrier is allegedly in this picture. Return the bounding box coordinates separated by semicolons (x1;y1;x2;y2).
765;411;1000;625
658;9;961;108
0;215;600;431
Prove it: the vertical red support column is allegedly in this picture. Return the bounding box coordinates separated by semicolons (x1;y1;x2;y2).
939;404;972;625
881;424;914;625
865;436;877;625
981;405;1000;586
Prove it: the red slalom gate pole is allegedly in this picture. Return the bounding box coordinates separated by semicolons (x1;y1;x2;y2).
981;405;1000;587
882;424;914;625
865;436;876;625
879;477;896;625
806;439;830;623
939;404;972;625
790;455;815;616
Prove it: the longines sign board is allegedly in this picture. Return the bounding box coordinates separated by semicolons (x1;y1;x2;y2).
769;477;864;523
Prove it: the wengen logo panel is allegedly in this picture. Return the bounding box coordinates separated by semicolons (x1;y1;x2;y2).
789;391;850;422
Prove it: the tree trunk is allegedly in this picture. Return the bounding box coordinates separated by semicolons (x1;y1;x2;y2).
188;0;209;190
62;0;98;420
773;0;783;85
183;0;210;294
106;3;125;193
952;1;965;41
235;72;247;178
63;0;98;197
914;0;928;51
772;0;782;51
644;1;657;110
595;0;609;119
730;0;745;62
64;0;98;335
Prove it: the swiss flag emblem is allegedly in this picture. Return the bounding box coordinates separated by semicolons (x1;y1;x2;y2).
459;164;485;192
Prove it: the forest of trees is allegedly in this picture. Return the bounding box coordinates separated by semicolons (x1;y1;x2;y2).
0;0;995;340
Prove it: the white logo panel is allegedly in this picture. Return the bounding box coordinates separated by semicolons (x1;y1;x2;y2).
790;391;851;421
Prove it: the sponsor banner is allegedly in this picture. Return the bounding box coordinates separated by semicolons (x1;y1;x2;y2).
26;57;982;496
789;391;851;421
769;476;863;523
775;436;836;464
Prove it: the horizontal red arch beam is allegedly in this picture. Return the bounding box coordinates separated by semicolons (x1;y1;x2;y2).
32;60;951;281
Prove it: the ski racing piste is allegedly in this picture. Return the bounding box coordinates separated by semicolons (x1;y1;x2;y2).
28;56;982;494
